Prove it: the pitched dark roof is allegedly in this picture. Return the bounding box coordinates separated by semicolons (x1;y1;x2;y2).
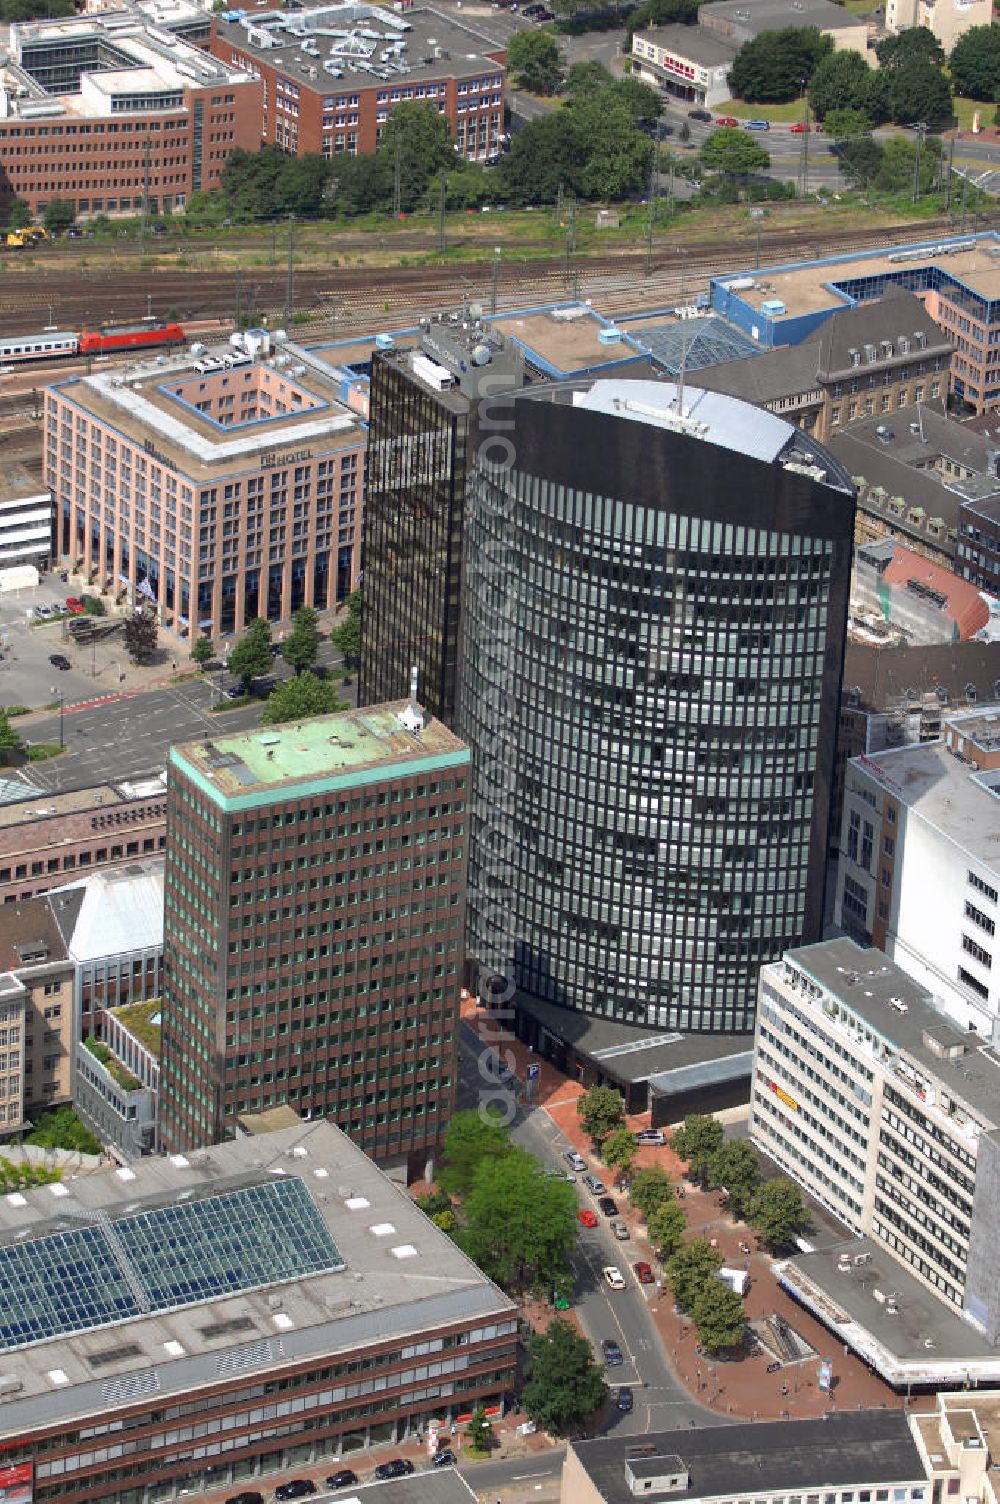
844;638;1000;710
571;1412;924;1504
0;896;70;973
691;341;820;405
801;285;951;380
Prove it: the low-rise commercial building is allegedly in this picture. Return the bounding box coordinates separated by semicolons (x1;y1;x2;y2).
210;3;505;161
836;718;1000;1034
0;1118;518;1504
0;12;262;218
751;939;1000;1379
630;25;736;109
44;335;366;639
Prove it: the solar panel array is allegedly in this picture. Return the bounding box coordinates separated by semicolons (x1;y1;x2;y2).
0;1177;343;1351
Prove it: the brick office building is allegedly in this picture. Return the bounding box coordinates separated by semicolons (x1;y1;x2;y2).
159;700;469;1177
210;3;505;161
0;13;262;218
0;1119;518;1504
44;340;366;638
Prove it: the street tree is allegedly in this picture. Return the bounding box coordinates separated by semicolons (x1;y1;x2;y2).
670;1113;724;1183
376;101;457;211
281;606;321;676
562;60;613;100
437;1107;511;1198
42;198;75;236
522;1318;607;1435
808;50;885;122
751;1177;808;1250
507;30;565;96
876;133;943;193
887;59;953;127
577;1084;625;1147
228;617;273;692
666;1236;724;1310
602;1126;637;1183
707;1138;761;1218
834;132;884;194
606;76;663;129
7;198;31;230
949;24;1000;104
700;126;771;176
572;96;654;200
465;1407;493;1456
330;588;361;668
261;671;345;725
647;1199;687;1259
875;24;944;71
123;608;158;664
0;710;20;763
691;1279;746;1354
629;1164;674;1221
459;1148;578;1295
823;106;874;140
191;635;214;670
728;26;831;103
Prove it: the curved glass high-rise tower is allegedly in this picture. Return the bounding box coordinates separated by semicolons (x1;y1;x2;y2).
462;379;855;1035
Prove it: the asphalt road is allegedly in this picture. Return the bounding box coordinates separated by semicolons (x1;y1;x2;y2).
457;1449;566;1496
457;1023;724;1440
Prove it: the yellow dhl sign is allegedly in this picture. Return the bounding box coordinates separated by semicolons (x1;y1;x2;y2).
770;1083;799;1111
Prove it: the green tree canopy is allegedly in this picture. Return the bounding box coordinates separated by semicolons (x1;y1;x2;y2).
281;606;321;676
563;60;614;99
220;146;336;220
331;588;361;668
577;1084;625;1146
42;198;75;235
458;1148;578;1295
522;1318;607;1435
707;1138;761;1218
700;126;771;176
377;101;457;211
875;133;943;191
875;24;944;71
666;1236;724;1310
24;1106;102;1154
605;76;663;128
751;1177;808;1250
261;671;345;725
691;1279;746;1354
572;95;655;200
437;1107;511;1197
0;710;21;760
949;24;1000;103
465;1407;493;1455
228;616;273;691
7;198;31;230
670;1113;725;1181
627;0;702;32
887;59;953;127
834;131;884;191
191;635;214;670
647;1198;687;1259
808;49;886;122
823;106;874;139
603;1126;637;1181
728;26;831;103
629;1164;674;1220
507;29;565;95
0;0;73;19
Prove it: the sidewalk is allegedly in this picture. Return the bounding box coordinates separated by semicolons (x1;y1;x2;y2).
460;1000;933;1423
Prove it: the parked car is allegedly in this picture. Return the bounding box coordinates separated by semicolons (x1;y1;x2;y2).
33;604;56;619
432;1451;456;1468
226;1494;263;1504
597;1196;620;1217
635;1129;665;1146
603;1266;626;1290
65;596;85;613
744;118;770;130
49;653;70;670
789;121;811;133
714;116;739;127
225;685;245;699
602;1338;624;1365
275;1483;316;1501
325;1472;358;1490
617;1387;635;1413
767;1361;782;1374
634;1261;655;1284
610;1219;630;1240
582;1173;606;1195
688;108;711;122
658;123;675;137
374;1461;414;1481
577;1207;599;1228
564;1149;586;1171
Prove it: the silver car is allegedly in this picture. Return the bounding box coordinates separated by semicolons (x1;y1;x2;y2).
610;1220;630;1241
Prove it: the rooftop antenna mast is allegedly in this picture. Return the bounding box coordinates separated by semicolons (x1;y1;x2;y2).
399;664;424;733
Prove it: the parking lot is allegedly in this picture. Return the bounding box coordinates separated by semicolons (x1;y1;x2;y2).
0;578;142;712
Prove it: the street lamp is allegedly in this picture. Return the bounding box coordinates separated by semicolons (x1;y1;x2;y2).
218;649;230;703
50;686;64;749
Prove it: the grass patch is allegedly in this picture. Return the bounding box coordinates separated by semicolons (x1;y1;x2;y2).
5;706;31;717
952;96;995;132
210;693;254;711
83;1037;141;1092
110;999;161;1059
25;743;64;762
718;99;809;123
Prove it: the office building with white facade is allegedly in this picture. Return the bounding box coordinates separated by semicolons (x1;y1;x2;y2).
836;710;1000;1037
750;938;1000;1383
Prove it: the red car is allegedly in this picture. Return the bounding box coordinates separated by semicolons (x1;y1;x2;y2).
790;122;810;133
578;1208;599;1228
634;1261;655;1284
65;597;85;613
714;116;739;127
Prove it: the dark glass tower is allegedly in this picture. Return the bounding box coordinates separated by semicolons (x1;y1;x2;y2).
360;321;525;725
462;379;856;1035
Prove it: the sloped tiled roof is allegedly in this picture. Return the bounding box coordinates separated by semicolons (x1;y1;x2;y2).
882;544;990;640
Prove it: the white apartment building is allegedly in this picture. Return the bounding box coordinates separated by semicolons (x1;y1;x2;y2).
885;0;991;53
750;939;1000;1348
0;464;53;571
836;710;1000;1037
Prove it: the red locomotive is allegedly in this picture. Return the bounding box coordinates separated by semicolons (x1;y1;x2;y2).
76;322;186;355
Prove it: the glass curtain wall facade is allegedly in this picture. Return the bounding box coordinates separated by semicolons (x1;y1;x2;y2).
461;382;856;1034
360;352;469;724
